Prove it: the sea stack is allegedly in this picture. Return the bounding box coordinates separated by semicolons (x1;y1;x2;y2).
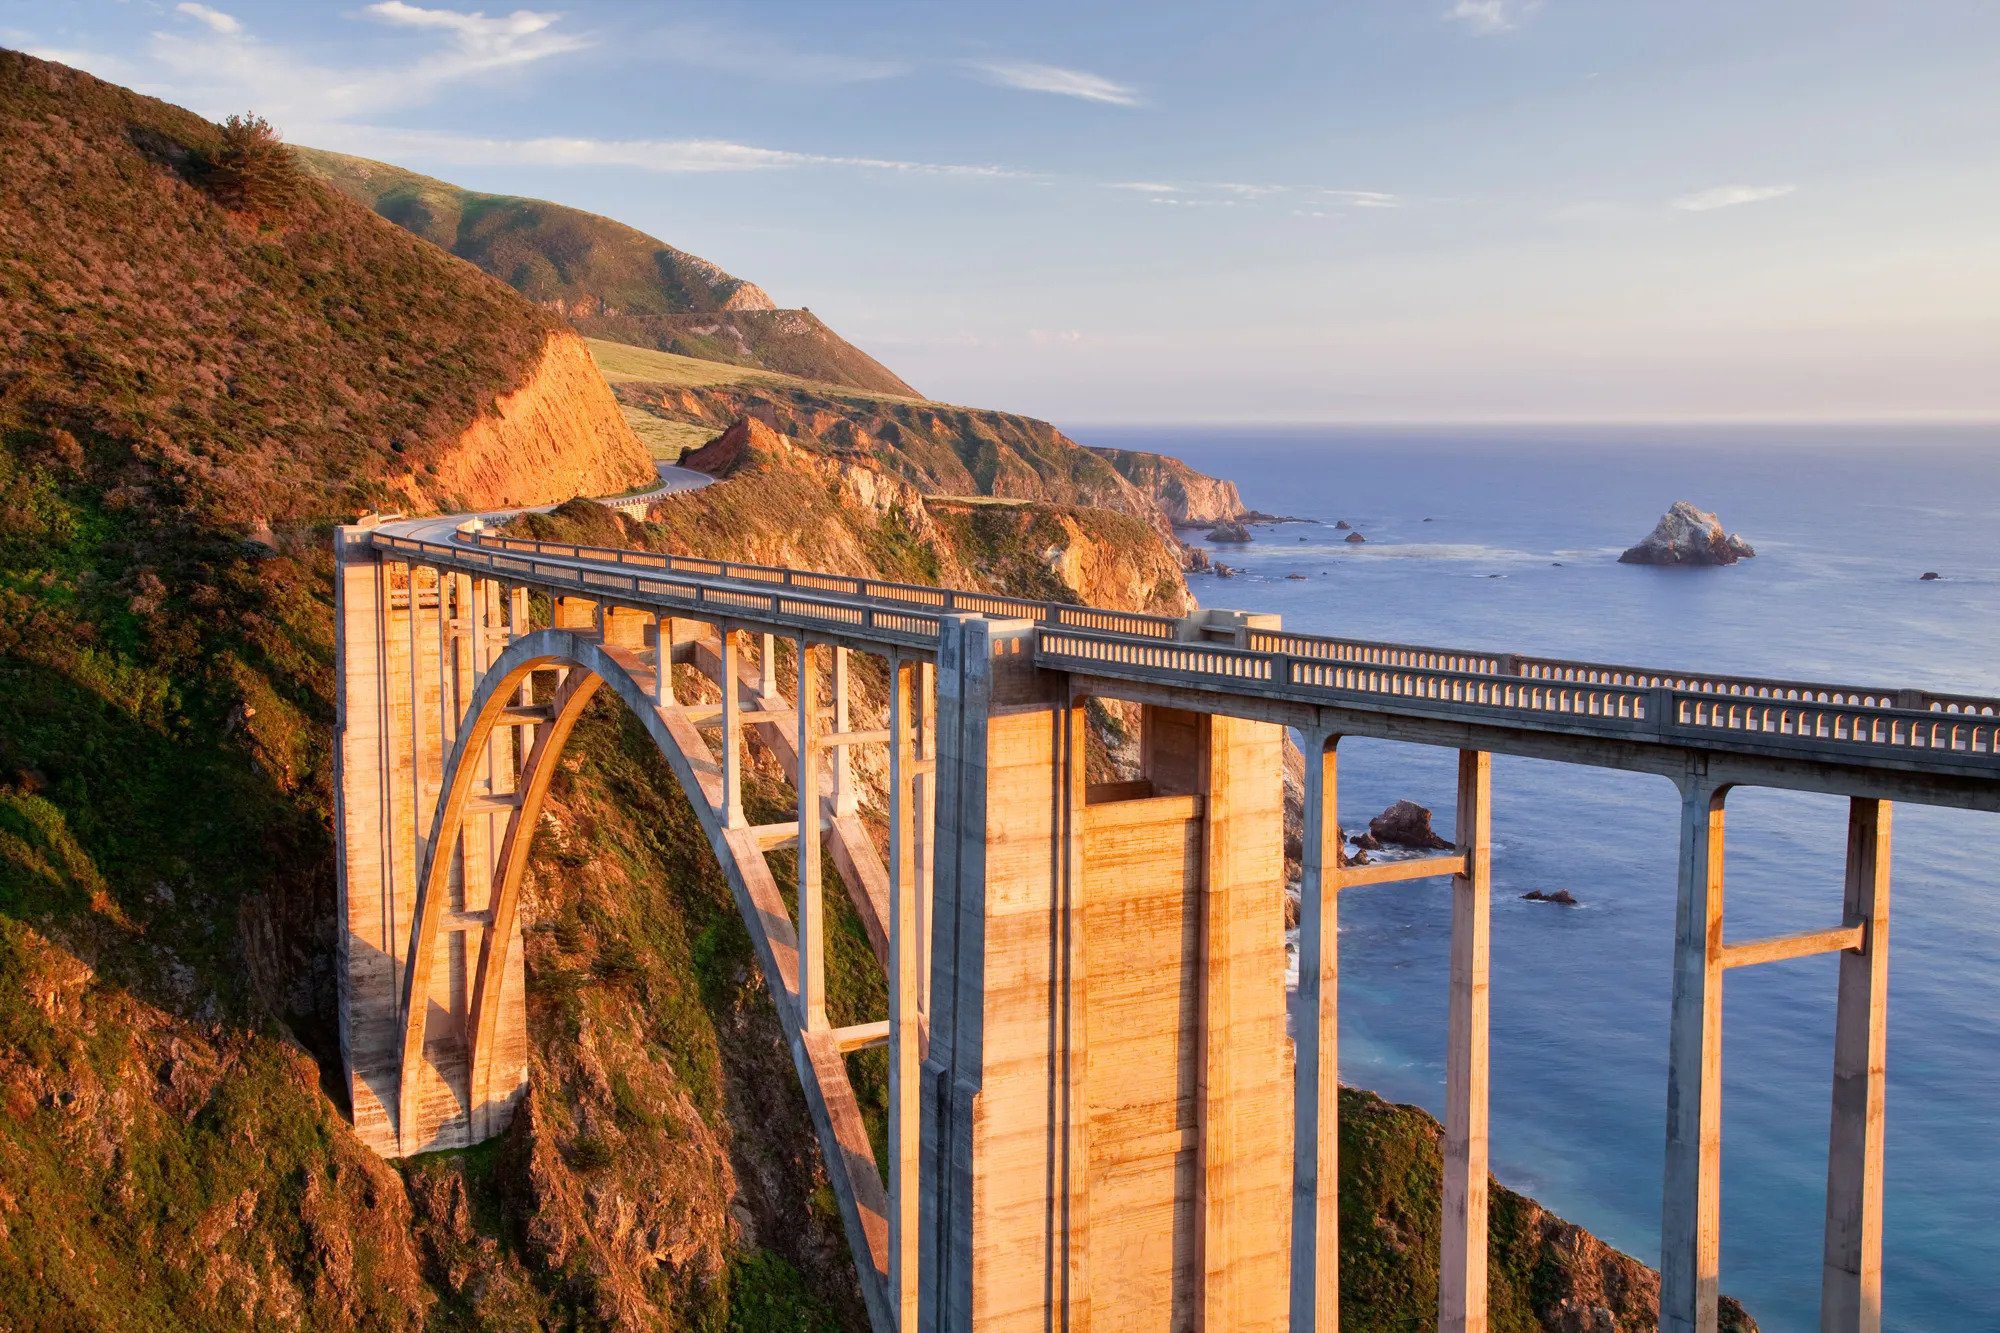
1205;519;1252;543
1618;501;1756;566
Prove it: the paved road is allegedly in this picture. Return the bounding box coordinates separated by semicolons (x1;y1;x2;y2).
380;461;712;546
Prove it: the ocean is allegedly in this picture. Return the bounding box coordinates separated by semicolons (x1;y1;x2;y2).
1070;423;2000;1331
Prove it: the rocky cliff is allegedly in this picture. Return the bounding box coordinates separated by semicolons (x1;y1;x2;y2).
622;379;1190;547
417;330;653;510
1089;444;1248;525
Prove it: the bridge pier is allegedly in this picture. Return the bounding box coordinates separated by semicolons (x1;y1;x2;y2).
1661;782;1894;1333
922;616;1293;1331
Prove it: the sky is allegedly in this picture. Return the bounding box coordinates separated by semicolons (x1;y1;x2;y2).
10;0;2000;424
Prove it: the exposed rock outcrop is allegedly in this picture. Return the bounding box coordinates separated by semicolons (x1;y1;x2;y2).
1523;889;1580;906
1206;520;1252;543
1088;445;1247;525
1368;800;1453;850
1618;502;1756;566
1345;531;1367;544
416;331;654;511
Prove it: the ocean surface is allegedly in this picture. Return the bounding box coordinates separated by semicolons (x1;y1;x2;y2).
1070;423;2000;1331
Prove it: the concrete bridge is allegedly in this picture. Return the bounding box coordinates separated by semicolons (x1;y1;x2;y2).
332;515;1998;1332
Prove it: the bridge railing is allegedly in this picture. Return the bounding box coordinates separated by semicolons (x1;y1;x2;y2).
464;531;1187;641
374;533;949;647
378;528;2000;771
1244;628;1984;714
1041;628;2000;769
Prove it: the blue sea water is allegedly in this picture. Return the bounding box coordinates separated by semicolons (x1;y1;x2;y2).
1071;423;2000;1331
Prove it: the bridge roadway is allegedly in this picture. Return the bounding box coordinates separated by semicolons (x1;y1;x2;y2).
343;506;1998;1333
372;518;2000;810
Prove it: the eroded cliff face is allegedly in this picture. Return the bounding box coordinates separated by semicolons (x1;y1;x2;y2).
1088;445;1247;526
628;384;1171;535
677;417;1191;616
406;331;654;512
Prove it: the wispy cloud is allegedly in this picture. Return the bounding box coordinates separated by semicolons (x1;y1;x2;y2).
358;2;591;75
1445;0;1543;35
638;19;910;84
1104;180;1405;213
1671;183;1796;212
175;3;241;36
134;1;592;123
313;124;1031;178
966;59;1143;107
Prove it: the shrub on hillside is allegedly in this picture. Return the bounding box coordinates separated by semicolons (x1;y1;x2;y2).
206;113;299;215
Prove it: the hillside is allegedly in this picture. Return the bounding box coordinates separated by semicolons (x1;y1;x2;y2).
587;338;1183;540
0;61;650;524
296;147;920;398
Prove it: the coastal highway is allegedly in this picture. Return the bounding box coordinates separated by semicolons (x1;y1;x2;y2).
378;461;712;547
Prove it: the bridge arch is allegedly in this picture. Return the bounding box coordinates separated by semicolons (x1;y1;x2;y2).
380;619;902;1326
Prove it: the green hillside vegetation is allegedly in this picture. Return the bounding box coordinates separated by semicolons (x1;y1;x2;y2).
0;59;568;526
296;147;920;397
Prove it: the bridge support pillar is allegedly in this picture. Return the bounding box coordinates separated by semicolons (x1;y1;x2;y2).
923;616;1290;1331
1822;798;1890;1332
1662;780;1727;1333
333;527;407;1154
1441;749;1492;1332
1290;731;1340;1331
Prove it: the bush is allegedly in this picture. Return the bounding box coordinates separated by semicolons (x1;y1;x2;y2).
207;113;299;215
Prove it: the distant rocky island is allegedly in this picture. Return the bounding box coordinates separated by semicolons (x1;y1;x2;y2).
1619;501;1756;566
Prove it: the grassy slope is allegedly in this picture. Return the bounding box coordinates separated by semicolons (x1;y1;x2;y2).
297;147;920;397
0;58;571;526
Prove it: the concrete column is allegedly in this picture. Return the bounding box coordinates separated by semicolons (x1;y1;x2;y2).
409;567;431;873
655;614;675;707
1441;748;1492;1332
1662;779;1728;1333
1823;798;1891;1332
916;658;937;1019
760;630;781;704
831;646;858;817
889;655;922;1329
720;628;745;829
508;586;531;707
795;636;826;1030
333;527;400;1154
1290;730;1340;1331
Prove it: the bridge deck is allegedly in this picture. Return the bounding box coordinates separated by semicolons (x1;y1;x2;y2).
369;527;2000;806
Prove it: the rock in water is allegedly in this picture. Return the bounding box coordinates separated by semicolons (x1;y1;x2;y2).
1920;571;1941;581
1205;520;1252;543
1618;501;1756;566
1344;531;1367;544
1334;519;1353;530
1522;889;1579;906
1368;800;1453;850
